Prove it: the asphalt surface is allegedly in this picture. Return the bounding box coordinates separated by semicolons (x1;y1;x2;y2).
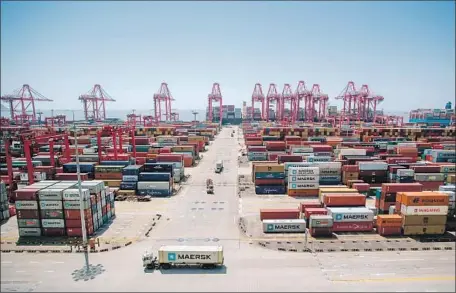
1;126;455;292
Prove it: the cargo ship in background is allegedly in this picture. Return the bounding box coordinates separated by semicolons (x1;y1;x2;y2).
205;104;242;125
409;102;455;127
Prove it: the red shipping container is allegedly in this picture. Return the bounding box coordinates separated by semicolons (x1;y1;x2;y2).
15;189;39;201
386;157;417;164
310;145;332;152
34;166;55;176
381;183;423;194
16;209;40;219
309;227;333;237
285;136;301;141
136;157;147;165
42;228;66;237
389;165;406;173
64;209;92;220
260;208;300;221
278;155;302;164
377;226;402;236
248;146;267;152
342;165;359;172
304;208;328;219
65;218;93;228
156;154;184;163
324;194;366;207
410;165;441;173
332;221;373;232
255;178;285;185
299;201;322;212
352;183;370;192
417;181;443;191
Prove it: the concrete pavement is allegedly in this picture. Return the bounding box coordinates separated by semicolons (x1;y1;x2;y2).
1;126;455;292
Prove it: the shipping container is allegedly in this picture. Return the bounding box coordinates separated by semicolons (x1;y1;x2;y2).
288;182;319;190
288;175;319;183
262;219;306;233
376;215;402;227
137;181;171;190
255;185;286;195
323;194;366;207
332;221;373;232
377;226;402;236
400;205;448;216
18;227;42;237
402;215;447;226
327;207;374;222
403;225;445;236
260;208;300;221
309;214;334;228
304;208;328;219
299;201;322;212
399;192;449;206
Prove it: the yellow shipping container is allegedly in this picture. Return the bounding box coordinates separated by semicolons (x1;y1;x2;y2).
103;180;121;187
188;136;205;142
318;188;358;202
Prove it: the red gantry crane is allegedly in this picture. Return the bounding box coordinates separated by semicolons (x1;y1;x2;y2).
280;84;295;123
79;84;115;121
251;83;266;121
294;81;312;122
358;84;384;122
0;84;53;124
265;83;280;121
310;84;329;121
207;83;223;124
335;81;359;124
153;83;174;122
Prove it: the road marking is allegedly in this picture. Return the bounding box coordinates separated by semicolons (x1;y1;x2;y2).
15;271;25;273
1;261;12;264
332;276;456;283
52;261;64;264
29;261;38;264
44;270;54;273
371;273;396;276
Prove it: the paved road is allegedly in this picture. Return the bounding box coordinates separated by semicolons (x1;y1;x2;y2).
1;126;455;292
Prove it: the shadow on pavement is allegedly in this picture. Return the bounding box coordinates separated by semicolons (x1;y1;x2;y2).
158;265;228;275
72;263;106;282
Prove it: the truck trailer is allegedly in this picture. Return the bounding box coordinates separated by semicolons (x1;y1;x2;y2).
143;245;224;270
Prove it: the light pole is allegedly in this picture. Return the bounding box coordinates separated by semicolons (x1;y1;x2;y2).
73;124;90;272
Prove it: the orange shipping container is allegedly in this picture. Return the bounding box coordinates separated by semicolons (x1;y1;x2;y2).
398;192;449;206
376;215;402;227
183;156;193;167
288;189;319;197
323;193;366;207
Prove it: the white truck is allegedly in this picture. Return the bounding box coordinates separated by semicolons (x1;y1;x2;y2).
142;245;224;270
215;160;224;173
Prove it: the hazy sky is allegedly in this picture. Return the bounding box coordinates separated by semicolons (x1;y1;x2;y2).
1;1;454;112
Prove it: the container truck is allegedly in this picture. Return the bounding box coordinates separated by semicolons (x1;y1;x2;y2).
142;245;224;270
215;160;224;173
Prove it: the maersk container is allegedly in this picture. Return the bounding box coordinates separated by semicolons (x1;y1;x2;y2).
137;181;171;190
307;156;332;163
288;175;319;183
288;182;319;190
120;182;137;190
63;189;90;201
41;219;65;228
255;185;286;195
327;207;374;223
138;189;171;196
15;201;38;211
255;172;286;179
139;172;171;182
39;200;63;210
80;180;105;194
288;167;320;176
63;200;90;210
122;175;139;182
262;219;306;233
157;246;224;266
37;188;65;201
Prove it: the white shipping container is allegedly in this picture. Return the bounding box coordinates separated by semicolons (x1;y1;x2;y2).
15;200;38;210
439;185;456;192
137;181;171;190
156;137;178;144
327;207;374;222
262;219;306;233
97;202;102;212
291;147;313;153
288;167;320;176
397;169;415;177
18;227;42;237
441;165;456;173
400;205;449;216
288;182;319;189
309;215;333;229
63;200;90;210
397;142;417;148
41;219;65;228
122;175;139;182
158;246;224;265
288;175;319;183
63;189;90;201
38;188;65;200
358;162;388;171
82;147;96;154
39;200;63;210
339;148;367;157
315;162;342;170
17;219;40;228
414;173;445;182
81;180;105;194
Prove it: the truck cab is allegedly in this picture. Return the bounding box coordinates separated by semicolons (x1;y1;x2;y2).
215;160;223;173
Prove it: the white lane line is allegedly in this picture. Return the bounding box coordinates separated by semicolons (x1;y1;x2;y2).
418;267;435;270
1;261;12;264
52;261;64;264
371;273;396;276
29;261;38;264
15;270;25;273
45;270;54;273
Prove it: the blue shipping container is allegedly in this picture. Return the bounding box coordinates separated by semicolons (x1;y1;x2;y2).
122;165;143;176
139;172;171;182
120;182;137;190
63;162;95;174
318;180;340;186
319;175;341;181
255;185;286;195
143;163;174;173
137;189;171;197
255;172;286;179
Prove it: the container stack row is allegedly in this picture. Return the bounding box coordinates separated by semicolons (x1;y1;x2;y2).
0;182;10;221
14;180;115;237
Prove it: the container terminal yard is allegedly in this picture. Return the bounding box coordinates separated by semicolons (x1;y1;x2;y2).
0;81;455;292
